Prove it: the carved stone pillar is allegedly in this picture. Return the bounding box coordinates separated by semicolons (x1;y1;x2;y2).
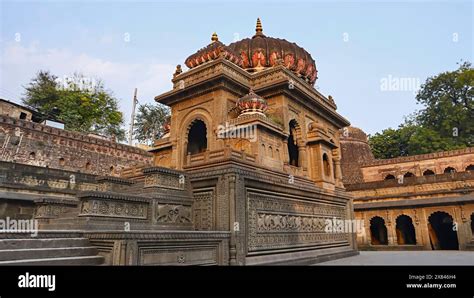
298;145;306;169
282;139;289;164
333;156;343;186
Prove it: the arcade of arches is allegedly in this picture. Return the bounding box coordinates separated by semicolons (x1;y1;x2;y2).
359;206;474;250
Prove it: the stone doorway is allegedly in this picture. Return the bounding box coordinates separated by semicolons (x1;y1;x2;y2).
396;215;416;245
471;213;474;236
370;216;388;245
187;119;207;155
428;211;459;250
288;120;299;166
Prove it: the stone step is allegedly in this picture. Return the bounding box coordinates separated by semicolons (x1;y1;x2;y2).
0;247;98;261
0;255;104;265
0;238;89;250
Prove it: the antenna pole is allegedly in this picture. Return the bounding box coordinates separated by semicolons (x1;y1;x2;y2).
129;88;138;146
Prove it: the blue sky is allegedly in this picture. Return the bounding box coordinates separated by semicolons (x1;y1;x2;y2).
0;0;472;138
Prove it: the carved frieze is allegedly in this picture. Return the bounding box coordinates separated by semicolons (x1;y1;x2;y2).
156;204;192;224
247;191;348;252
144;173;185;190
80;199;148;219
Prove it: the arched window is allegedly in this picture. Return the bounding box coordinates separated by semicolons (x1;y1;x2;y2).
444;167;456;174
268;146;273;158
423;169;435;176
59;157;65;166
396;215;416;245
471;213;474;236
187;120;207;155
384;174;396;180
370;216;388;245
110;166;114;174
85;162;91;170
29;152;36;160
322;153;331;176
288;120;299;166
428;211;459;250
465;165;474;172
404;172;415;178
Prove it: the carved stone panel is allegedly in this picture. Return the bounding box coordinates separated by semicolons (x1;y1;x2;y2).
139;246;218;265
247;191;348;252
144;173;185;190
80;199;148;219
193;190;214;230
155;204;192;225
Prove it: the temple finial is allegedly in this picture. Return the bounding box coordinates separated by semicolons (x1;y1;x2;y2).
211;32;219;42
255;18;263;35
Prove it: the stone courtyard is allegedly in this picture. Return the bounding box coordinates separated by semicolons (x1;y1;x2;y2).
317;251;474;266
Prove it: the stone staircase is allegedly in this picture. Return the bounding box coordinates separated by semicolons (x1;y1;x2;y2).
0;237;104;265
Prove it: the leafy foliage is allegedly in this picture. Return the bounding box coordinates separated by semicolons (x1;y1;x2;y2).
133;103;170;146
22;71;126;140
369;62;473;159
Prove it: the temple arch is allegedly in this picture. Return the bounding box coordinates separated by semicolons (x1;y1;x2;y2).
186;119;207;155
471;213;474;236
444;167;456;173
287;119;300;166
423;169;435;176
370;216;388;245
384;174;396;180
322;153;331;177
404;172;415;178
396;215;416;245
466;164;474;172
428;211;459;250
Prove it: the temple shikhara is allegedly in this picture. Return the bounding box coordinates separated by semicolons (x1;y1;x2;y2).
0;19;472;265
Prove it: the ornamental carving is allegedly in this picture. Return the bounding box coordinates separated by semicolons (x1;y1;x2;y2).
35;205;69;219
156;204;192;224
257;213;327;233
80;199;148;219
144;173;185;190
193;191;214;230
247;192;349;252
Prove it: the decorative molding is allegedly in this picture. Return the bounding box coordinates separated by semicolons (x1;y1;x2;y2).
79;198;148;219
247;191;348;252
155;204;192;224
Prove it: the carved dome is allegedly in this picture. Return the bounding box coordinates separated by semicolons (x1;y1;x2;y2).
228;18;318;85
340;126;369;143
236;89;268;117
185;33;243;69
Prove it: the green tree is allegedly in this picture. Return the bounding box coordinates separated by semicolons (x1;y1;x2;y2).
133;103;170;146
22;71;126;141
415;61;473;146
369;62;473;158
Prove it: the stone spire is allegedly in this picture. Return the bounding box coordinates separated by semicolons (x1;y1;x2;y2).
255;18;264;36
211;32;219;43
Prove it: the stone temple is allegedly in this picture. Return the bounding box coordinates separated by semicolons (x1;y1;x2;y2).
0;19;359;265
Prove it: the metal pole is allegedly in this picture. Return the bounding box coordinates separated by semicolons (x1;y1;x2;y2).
128;88;137;146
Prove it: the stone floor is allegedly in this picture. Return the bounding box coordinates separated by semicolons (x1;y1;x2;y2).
317;251;474;265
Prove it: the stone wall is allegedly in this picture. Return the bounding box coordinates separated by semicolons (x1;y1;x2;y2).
0;115;153;176
0;99;34;122
339;126;375;185
360;147;474;182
